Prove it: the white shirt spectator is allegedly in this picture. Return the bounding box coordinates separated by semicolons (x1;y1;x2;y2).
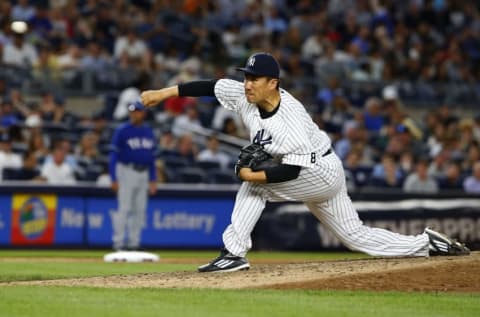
41;147;76;184
171;107;204;137
463;162;480;194
211;107;243;131
0;151;22;181
197;135;232;170
2;38;38;68
114;34;148;59
301;34;323;59
41;160;76;185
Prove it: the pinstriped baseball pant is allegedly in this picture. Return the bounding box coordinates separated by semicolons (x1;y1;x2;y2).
223;153;430;257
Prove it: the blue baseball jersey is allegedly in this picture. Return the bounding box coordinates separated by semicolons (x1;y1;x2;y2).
109;122;157;182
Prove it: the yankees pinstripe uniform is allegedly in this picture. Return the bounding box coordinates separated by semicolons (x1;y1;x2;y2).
140;52;469;272
214;78;430;257
109;101;157;251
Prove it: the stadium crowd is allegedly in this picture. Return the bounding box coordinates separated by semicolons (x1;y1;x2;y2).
0;0;479;194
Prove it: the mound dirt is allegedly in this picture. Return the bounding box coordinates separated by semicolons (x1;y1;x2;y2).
7;252;479;292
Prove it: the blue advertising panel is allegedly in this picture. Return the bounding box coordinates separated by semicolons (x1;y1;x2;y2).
0;195;12;245
85;197;115;246
86;197;234;248
54;196;85;245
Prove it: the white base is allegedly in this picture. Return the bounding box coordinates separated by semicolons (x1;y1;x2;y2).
103;251;160;263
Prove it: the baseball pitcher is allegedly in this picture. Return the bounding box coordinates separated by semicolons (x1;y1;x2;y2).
141;53;469;272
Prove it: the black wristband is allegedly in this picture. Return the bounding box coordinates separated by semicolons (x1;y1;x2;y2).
178;80;217;97
264;164;301;183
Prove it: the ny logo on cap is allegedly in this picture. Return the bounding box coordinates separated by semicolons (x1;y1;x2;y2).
248;56;255;67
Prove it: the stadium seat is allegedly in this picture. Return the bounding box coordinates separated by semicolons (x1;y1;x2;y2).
2;167;40;181
196;160;221;171
176;167;208;184
162;156;189;170
208;170;239;184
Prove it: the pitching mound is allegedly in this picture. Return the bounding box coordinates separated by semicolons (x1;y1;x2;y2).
11;252;480;292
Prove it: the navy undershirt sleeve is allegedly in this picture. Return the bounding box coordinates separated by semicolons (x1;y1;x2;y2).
264;164;301;183
178;80;217;97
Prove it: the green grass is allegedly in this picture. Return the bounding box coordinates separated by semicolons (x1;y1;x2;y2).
0;262;195;282
0;287;478;317
0;250;478;317
0;250;368;282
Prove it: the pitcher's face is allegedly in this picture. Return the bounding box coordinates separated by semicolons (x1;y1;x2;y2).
244;75;277;104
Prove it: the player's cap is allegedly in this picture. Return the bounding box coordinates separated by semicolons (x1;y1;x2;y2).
128;100;146;112
237;52;280;78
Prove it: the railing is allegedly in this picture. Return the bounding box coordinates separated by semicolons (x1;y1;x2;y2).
2;64;479;107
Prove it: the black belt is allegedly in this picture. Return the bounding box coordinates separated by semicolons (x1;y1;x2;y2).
126;163;149;172
322;148;332;157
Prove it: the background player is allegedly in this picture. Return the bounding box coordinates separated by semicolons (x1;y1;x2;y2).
141;53;469;272
109;101;157;251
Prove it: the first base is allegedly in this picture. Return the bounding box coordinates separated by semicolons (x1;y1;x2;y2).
103;251;160;263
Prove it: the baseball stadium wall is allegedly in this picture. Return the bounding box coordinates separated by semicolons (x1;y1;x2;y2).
0;184;479;250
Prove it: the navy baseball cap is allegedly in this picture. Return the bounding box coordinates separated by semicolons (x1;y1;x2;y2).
128;100;146;112
237;53;280;78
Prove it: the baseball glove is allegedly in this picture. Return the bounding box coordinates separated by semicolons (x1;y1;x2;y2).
234;143;276;176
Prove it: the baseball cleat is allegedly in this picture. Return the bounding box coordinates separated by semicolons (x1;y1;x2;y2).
425;228;470;256
198;248;250;273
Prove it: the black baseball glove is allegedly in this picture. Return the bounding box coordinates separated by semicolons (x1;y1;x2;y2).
234;143;276;176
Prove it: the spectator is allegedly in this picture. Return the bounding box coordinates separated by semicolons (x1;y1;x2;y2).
11;0;36;22
75;131;100;165
362;97;384;134
403;158;439;194
344;149;371;189
38;91;57;122
334;121;364;161
462;142;480;172
473;115;480;142
197;134;232;170
370;154;404;188
2;26;38;68
463;161;480;194
40;145;76;185
171;105;204;137
0;100;20;129
113;28;148;62
44;138;77;170
50;97;78;127
20;151;40;181
56;43;83;82
80;41;111;74
0;132;22;181
32;44;60;83
27;129;49;161
438;162;464;191
174;133;198;165
158;130;177;153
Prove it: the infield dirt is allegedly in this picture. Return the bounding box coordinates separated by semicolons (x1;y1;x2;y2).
7;252;480;292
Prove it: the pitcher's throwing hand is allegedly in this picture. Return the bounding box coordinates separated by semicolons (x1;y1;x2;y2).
141;87;178;107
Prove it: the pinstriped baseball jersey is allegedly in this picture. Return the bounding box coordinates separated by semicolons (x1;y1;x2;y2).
215;79;331;168
213;78;430;259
